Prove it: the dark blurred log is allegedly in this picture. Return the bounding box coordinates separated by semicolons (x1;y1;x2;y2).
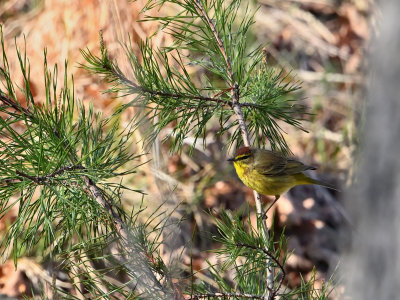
345;0;400;298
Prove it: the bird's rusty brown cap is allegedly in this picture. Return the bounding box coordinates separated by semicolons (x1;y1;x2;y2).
235;146;252;157
227;147;253;161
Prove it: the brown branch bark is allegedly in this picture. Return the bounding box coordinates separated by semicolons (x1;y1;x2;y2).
0;92;32;117
14;166;85;184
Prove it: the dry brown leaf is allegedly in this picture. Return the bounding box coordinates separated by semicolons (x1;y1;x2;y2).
0;261;30;298
340;3;369;40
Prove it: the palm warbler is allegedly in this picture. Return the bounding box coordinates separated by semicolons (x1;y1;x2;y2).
228;147;336;205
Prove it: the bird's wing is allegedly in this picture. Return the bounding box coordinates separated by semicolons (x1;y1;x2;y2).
254;150;317;176
283;159;316;175
254;150;288;176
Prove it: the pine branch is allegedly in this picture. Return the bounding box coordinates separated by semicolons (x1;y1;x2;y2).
191;1;274;296
0;86;169;299
83;0;305;152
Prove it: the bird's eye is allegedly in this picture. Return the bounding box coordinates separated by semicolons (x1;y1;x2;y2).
236;155;251;161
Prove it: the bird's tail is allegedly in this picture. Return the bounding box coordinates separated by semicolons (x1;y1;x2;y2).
294;173;339;191
307;177;339;191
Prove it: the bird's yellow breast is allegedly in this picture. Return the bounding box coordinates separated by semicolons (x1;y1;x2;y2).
233;161;299;196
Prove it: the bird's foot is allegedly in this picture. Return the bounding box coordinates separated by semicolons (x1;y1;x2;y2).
263;195;280;219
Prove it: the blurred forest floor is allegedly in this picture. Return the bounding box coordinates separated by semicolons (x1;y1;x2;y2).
0;0;370;298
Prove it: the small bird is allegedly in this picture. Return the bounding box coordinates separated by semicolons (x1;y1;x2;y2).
228;147;337;209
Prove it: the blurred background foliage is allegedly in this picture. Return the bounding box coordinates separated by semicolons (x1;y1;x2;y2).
0;0;369;298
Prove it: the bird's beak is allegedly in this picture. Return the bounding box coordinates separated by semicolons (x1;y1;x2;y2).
227;157;236;162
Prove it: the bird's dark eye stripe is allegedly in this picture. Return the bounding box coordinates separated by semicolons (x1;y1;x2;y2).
236;155;251;161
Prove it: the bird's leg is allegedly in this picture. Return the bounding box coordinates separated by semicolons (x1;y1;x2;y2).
264;195;281;219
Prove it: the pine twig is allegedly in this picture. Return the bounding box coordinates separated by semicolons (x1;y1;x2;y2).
236;243;286;297
0;93;168;298
98;59;262;110
0;92;32;117
193;0;252;145
193;0;233;83
118;70;232;107
15;166;85;184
